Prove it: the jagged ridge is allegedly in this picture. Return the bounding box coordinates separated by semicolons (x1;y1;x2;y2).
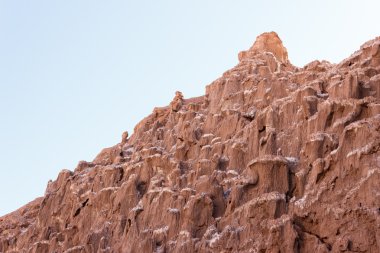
1;32;380;253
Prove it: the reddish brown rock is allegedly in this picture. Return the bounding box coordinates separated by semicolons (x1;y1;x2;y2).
1;32;380;253
239;31;290;64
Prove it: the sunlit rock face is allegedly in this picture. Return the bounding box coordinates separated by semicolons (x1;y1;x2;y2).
1;32;380;253
238;31;289;64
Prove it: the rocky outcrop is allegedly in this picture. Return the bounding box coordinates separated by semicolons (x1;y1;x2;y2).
1;32;379;253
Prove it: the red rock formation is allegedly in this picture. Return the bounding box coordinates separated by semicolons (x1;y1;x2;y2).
1;32;379;253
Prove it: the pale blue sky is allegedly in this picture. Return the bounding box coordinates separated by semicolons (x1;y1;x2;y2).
0;1;379;216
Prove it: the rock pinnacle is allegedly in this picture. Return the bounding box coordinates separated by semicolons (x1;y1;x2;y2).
239;31;289;64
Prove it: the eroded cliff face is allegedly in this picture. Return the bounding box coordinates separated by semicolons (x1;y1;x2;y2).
1;32;379;253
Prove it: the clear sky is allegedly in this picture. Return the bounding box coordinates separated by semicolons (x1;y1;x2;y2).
0;0;379;216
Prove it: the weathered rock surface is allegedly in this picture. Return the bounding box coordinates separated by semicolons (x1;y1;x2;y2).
1;32;380;253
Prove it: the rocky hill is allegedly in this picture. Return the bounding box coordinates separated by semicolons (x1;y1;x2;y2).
0;32;379;253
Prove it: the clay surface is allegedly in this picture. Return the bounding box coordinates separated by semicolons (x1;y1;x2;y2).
1;32;380;253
